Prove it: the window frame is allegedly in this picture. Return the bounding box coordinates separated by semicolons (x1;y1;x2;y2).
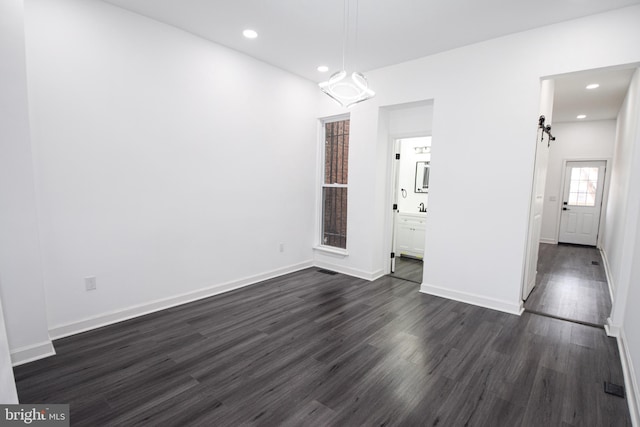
315;114;350;256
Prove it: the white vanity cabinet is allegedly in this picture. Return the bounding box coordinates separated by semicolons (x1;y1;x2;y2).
396;213;426;259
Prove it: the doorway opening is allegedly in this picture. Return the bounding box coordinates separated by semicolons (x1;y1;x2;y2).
389;136;431;284
522;64;636;326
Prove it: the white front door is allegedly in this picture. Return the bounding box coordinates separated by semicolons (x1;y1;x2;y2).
558;160;606;246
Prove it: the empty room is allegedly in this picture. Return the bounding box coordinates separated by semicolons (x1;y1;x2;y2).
2;0;640;425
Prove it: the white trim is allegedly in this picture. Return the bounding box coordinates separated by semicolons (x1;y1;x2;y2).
386;138;402;276
314;120;324;250
319;113;350;124
617;329;640;426
540;237;558;245
420;282;524;316
313;246;349;257
314;260;384;281
605;317;621;338
49;261;313;340
600;248;616;303
11;340;55;367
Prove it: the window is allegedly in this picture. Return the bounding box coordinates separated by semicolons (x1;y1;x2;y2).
321;117;349;249
567;167;599;207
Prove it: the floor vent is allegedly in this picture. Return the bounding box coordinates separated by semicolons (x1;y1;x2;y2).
317;269;338;276
591;261;600;265
604;382;625;398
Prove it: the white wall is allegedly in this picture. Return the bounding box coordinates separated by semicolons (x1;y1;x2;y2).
24;0;319;339
540;120;616;244
0;296;18;403
388;104;434;138
315;5;640;314
622;208;640;424
603;68;640;300
397;137;430;213
0;0;52;368
602;68;640;424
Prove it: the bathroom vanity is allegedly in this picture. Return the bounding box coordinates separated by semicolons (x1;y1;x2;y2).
396;212;426;259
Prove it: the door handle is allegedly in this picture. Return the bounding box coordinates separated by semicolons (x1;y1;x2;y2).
563;207;570;211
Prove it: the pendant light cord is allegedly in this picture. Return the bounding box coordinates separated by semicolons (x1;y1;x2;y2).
342;0;347;71
340;0;361;72
354;0;359;71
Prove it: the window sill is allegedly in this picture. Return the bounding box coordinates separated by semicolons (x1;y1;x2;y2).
313;246;349;257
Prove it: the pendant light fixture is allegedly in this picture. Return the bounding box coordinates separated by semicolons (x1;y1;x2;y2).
319;0;375;108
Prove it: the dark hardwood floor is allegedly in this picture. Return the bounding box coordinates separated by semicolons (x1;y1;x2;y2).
390;256;423;283
15;268;630;426
525;243;612;326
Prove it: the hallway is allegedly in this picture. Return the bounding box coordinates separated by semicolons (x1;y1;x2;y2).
524;243;612;326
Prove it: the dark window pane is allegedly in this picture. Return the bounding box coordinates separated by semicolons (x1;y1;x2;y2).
322;187;348;249
324;119;349;185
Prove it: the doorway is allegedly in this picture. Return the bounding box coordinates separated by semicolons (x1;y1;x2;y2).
558;160;606;246
523;66;635;301
522;65;636;326
389;136;431;284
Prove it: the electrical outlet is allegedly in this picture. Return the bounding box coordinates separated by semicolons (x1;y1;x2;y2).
85;276;97;291
279;242;284;253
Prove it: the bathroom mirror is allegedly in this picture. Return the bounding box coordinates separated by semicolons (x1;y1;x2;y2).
415;161;430;193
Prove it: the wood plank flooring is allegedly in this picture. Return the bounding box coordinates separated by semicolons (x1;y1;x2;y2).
390;256;423;283
525;243;611;326
15;268;630;426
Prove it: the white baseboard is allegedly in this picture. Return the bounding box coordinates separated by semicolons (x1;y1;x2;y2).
540;238;558;245
605;319;620;337
49;261;314;340
419;282;524;315
600;248;615;303
313;260;384;281
11;340;56;367
617;329;640;426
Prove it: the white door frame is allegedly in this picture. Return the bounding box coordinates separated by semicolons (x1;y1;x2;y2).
555;158;611;248
390;138;401;273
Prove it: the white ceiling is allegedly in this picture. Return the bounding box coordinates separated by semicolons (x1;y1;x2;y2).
552;67;636;123
99;0;640;82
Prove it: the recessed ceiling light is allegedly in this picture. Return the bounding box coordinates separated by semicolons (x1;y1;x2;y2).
243;29;258;39
586;83;600;90
577;114;587;119
317;65;329;73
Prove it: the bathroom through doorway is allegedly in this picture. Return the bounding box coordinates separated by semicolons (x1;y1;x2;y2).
389;136;431;283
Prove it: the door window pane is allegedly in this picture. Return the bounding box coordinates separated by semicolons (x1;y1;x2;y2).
567;167;598;207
